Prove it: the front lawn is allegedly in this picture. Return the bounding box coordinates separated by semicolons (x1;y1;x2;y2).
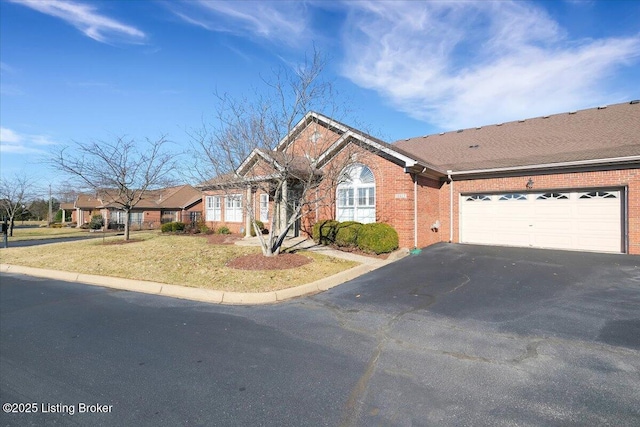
8;226;88;241
0;233;358;292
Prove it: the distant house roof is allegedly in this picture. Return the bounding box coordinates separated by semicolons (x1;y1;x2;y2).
73;185;202;210
394;100;640;173
74;194;103;209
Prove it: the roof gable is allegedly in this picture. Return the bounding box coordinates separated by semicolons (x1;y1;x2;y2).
274;111;444;177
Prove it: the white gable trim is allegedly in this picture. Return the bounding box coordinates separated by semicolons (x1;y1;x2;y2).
275;111;350;152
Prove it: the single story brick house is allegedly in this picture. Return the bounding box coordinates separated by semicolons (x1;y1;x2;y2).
200;100;639;254
67;185;203;229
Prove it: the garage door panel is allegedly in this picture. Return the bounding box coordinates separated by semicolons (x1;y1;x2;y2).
460;189;622;253
493;232;531;246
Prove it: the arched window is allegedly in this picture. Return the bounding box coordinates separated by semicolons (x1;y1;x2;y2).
336;164;376;223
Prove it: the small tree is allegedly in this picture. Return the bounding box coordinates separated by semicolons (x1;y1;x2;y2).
49;136;177;240
0;174;35;236
193;50;366;257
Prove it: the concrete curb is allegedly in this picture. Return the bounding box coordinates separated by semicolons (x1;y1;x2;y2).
0;250;406;305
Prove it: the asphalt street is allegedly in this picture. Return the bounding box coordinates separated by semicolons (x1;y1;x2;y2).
1;243;639;426
3;235;107;248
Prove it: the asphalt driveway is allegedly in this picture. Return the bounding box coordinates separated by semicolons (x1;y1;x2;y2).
1;243;639;426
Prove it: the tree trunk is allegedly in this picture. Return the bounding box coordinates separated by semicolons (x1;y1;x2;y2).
124;210;130;241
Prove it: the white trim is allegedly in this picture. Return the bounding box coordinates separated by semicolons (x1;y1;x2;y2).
449;156;640;176
275;111;351;151
224;194;243;222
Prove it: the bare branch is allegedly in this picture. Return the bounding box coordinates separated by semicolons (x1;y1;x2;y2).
192;49;367;256
48;136;178;240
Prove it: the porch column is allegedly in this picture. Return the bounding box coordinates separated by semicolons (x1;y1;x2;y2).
245;185;252;238
279;180;288;235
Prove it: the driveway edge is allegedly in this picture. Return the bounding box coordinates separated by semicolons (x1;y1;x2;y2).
0;255;401;305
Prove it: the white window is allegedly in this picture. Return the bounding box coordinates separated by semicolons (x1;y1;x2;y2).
259;194;269;222
537;192;569;200
110;210;125;224
130;211;143;226
337;164;375;223
225;194;243;222
465;195;491;201
499;193;527;201
205;196;221;221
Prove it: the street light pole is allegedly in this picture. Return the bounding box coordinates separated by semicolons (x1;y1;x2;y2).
48;184;53;227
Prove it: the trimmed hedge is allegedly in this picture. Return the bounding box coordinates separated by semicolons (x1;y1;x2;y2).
89;214;104;230
335;221;362;247
356;223;399;254
312;220;339;244
161;222;186;233
250;220;265;237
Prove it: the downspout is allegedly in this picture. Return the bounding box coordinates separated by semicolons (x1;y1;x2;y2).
414;174;418;248
447;170;453;243
413;167;427;249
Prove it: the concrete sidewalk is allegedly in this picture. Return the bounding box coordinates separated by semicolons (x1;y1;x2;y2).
1;236;408;305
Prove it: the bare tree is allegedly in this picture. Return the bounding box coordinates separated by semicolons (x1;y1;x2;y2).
0;174;35;236
192;50;367;256
49;136;177;240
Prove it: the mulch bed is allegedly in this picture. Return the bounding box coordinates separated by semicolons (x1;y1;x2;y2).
204;233;242;245
226;253;312;270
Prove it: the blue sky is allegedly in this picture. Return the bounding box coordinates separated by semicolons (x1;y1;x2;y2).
1;0;639;192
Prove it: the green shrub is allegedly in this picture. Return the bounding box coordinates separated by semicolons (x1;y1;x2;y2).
218;226;231;235
249;220;265;237
172;222;186;232
356;223;399;254
335;221;363;247
312;220;339;245
89;214;104;230
161;222;174;233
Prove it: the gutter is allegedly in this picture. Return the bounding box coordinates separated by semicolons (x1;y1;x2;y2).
449;156;640;178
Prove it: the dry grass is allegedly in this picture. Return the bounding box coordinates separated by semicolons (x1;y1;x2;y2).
9;226;88;241
0;233;358;292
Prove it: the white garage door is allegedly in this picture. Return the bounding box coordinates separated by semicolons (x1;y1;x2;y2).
460;190;623;253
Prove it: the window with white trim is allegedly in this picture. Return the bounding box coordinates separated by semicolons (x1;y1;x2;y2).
225;194;243;222
465;195;491;201
579;191;617;199
537;192;568;200
337;164;375;223
205;196;221;221
130;211;143;226
499;193;527;201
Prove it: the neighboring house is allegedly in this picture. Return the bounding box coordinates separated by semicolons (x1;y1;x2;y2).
69;185;203;229
199;101;639;254
58;202;76;224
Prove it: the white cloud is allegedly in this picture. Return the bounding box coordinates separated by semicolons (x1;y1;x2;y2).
10;0;146;44
170;0;308;47
340;1;640;130
0;127;57;154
